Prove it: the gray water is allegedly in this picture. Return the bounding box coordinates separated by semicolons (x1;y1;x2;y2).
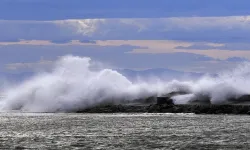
0;113;250;149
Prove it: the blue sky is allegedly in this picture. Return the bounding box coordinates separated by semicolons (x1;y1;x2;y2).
1;0;250;74
1;0;250;20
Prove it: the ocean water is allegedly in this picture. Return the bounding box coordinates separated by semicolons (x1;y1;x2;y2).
0;113;249;149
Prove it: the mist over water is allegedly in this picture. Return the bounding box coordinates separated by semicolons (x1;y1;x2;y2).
0;55;250;112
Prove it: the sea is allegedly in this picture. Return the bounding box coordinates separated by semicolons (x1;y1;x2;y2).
0;113;249;149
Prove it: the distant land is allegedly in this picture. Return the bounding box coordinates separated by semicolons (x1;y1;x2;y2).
117;68;206;81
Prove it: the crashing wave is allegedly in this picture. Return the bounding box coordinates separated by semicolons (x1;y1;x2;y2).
0;55;250;112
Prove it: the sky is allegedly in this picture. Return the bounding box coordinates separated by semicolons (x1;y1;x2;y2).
1;0;250;75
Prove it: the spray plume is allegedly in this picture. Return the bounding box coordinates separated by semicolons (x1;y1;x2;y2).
0;56;250;112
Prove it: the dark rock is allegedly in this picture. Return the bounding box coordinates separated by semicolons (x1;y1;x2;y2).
75;93;250;114
247;111;250;115
76;103;250;114
228;94;250;104
157;97;173;105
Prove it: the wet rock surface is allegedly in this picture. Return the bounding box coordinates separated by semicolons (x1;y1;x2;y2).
76;93;250;114
76;103;250;115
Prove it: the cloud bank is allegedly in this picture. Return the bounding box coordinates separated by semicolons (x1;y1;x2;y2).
1;17;250;42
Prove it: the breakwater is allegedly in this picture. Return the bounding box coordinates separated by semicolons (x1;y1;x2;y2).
76;103;250;115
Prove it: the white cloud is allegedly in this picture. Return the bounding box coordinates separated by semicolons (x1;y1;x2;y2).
1;16;250;41
55;19;106;36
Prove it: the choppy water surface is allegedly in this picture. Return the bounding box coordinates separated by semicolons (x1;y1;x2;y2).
0;113;250;149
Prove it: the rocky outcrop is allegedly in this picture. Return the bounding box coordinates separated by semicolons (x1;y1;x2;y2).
159;91;250;105
228;95;250;104
75;91;250;114
76;103;250;115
